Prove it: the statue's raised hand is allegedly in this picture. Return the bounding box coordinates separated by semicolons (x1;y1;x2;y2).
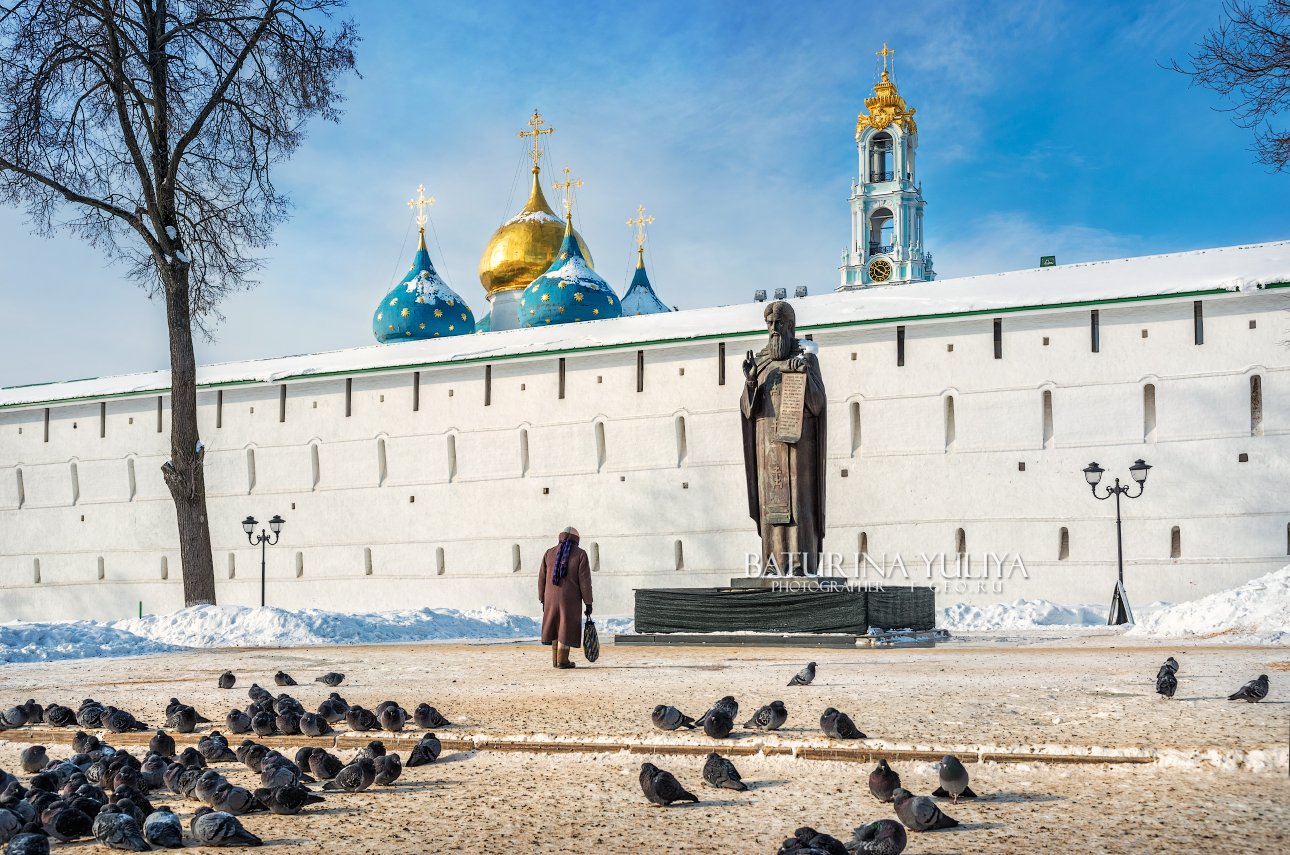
742;350;757;381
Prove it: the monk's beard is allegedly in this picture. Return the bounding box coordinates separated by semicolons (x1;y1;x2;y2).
769;333;794;361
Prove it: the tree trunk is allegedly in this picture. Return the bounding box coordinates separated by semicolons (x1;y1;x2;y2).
160;264;217;606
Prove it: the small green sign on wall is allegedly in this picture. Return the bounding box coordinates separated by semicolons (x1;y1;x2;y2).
1040;255;1056;268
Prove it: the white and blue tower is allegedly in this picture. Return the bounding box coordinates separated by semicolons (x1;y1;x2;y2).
839;44;935;289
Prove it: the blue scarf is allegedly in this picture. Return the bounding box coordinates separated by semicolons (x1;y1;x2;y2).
552;535;575;587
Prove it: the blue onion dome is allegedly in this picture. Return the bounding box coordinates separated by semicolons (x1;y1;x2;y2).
620;247;670;315
372;230;476;342
519;219;622;326
475;310;492;332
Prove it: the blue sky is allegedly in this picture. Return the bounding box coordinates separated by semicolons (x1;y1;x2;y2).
1;0;1286;387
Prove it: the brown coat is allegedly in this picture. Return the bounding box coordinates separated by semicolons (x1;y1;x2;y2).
538;542;593;647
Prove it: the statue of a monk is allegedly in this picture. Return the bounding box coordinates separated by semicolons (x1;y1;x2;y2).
740;301;827;576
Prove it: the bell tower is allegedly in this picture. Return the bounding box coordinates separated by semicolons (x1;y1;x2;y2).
839;45;935;289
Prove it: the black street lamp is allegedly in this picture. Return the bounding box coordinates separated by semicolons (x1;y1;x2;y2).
242;514;284;608
1082;459;1151;625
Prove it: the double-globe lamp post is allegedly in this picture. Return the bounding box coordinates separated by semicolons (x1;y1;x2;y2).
242;515;284;608
1082;459;1151;625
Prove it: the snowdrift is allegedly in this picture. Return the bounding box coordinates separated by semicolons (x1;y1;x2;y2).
937;599;1106;631
1127;564;1290;645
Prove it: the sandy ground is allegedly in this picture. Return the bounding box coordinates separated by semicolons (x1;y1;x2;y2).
1;636;1288;852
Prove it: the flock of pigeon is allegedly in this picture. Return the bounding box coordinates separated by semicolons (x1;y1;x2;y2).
0;670;450;853
0;652;1276;853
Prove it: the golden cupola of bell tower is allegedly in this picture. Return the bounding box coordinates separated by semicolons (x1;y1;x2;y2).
478;110;594;331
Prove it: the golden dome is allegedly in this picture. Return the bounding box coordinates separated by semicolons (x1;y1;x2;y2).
478;167;593;297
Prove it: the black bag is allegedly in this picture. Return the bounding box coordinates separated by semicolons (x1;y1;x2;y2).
582;618;600;663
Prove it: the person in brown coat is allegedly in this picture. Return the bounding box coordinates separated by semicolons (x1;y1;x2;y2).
539;526;593;669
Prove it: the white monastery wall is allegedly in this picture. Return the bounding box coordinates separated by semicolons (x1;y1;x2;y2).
1;282;1288;623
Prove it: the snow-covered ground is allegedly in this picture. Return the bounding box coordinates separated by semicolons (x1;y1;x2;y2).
2;565;1286;663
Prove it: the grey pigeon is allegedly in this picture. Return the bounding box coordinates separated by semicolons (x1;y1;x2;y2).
696;696;738;727
322;757;376;793
651;705;696;731
315;672;345;687
744;700;788;731
42;805;93;841
218;672;236;689
274;671;298;686
226;709;252;734
21;700;42;724
1;707;27;728
0;807;21;841
344;706;377;732
849;818;907;854
377;705;407;732
702;709;734;739
300;712;332;737
1156;668;1178;699
19;746;47;775
931;754;976;801
638;762;698;806
355;740;386;761
254;784;322;815
4;833;49;855
1228;674;1269;702
213;783;263;815
868;758;901;802
71;731;100;754
820;707;865;739
189;806;262;847
142;807;184;848
318;695;348;724
412;703;450;728
891;787;959;831
250;712;275;737
701;752;747;791
308;750;345;780
777;826;848;855
166;705;197;734
44;705;75;728
91;806;150;851
788;661;817;686
246;684;271;703
374;753;402;786
150;730;176;757
406;734;442;767
199;731;237;762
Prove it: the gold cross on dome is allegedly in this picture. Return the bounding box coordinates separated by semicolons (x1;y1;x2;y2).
877;42;894;73
627;204;655;251
553;166;583;219
517;109;555;169
407;184;435;229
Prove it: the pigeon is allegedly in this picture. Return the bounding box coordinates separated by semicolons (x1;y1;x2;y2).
246;684;271;704
1;706;28;728
273;712;301;735
140;754;169;789
777;826;848;855
696;696;738;727
789;661;817;686
165;705;197;734
213;782;264;815
891;787;959;831
190;806;262;847
225;710;252;734
142;807;184;848
1156;667;1178;699
91;805;150;851
412;703;450;729
195;770;228;806
177;746;207;769
702;709;734;739
149;730;176;758
849;818;908;854
102;707;145;734
374;753;402;786
638;762;698;806
250;712;276;737
42;805;93;841
868;758;901;802
0;807;22;841
21;700;43;724
299;713;332;738
4;832;49;855
820;707;865;739
744;700;788;731
71;731;100;755
199;732;238;763
406;733;442;767
75;702;104;728
1228;674;1269;702
255;784;322;816
218;672;236;689
308;750;345;780
45;705;75;728
274;671;298;687
318;695;349;725
377;705;407;732
344;706;377;732
315;672;345;687
355;740;386;761
651;705;697;731
931;754;976;801
259;756;303;790
236;742;268;773
322;757;376;793
19;746;47;775
702;752;747;791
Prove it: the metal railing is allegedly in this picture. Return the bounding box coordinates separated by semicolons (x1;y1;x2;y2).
868;244;893;255
869;170;893;182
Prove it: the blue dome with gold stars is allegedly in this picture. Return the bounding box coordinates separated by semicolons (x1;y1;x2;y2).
518;220;621;327
372;230;476;342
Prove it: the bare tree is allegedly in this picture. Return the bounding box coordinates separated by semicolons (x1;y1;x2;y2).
1173;0;1290;171
0;1;358;605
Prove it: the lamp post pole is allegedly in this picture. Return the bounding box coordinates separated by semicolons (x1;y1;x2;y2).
1082;460;1151;625
242;515;284;608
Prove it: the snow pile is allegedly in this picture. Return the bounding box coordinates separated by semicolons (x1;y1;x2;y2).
114;604;541;648
0;621;181;664
1127;564;1290;644
939;599;1106;631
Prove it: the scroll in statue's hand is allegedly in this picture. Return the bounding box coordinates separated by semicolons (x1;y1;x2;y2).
785;355;808;373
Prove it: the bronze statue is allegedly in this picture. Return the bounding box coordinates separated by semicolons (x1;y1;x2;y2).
740;301;827;576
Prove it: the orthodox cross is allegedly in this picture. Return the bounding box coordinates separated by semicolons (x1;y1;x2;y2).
877;43;894;74
627;204;655;260
554;166;583;219
517;110;555;169
407;184;434;230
